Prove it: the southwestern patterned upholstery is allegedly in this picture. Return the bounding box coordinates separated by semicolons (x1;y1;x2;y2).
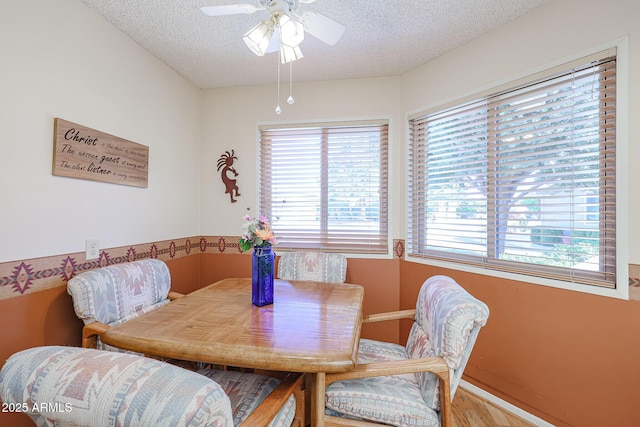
0;346;299;427
325;275;490;427
199;369;296;426
67;259;176;350
277;252;347;283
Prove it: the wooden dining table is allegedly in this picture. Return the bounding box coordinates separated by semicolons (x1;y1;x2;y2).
101;277;364;427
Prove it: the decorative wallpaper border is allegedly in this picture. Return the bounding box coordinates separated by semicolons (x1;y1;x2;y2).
630;264;640;300
0;237;637;301
0;236;242;301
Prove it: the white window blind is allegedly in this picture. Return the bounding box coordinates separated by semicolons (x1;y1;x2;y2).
259;121;389;254
408;54;616;287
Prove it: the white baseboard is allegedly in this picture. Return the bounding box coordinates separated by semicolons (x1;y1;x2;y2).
458;380;555;427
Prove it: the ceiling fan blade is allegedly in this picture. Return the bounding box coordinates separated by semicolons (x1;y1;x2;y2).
301;12;345;46
200;4;262;16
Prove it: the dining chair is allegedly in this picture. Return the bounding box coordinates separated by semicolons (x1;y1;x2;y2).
67;258;183;350
323;275;490;427
0;346;305;427
277;251;347;283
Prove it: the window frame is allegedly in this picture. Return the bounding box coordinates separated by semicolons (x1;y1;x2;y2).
258;119;390;255
406;42;629;300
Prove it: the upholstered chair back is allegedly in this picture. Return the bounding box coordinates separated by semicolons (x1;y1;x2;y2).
324;275;489;426
67;259;172;327
406;275;490;409
0;346;300;427
277;252;347;283
0;346;234;426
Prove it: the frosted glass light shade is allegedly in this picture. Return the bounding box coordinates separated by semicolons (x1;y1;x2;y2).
243;20;275;56
277;13;304;48
280;44;303;63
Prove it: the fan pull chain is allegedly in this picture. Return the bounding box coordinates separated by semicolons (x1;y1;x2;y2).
287;60;294;104
275;56;282;115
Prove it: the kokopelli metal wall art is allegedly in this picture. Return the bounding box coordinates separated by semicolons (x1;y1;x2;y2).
217;150;241;203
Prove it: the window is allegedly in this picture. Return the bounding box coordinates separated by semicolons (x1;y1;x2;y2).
259;121;389;254
408;53;617;288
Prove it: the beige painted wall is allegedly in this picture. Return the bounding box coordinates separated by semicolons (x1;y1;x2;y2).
201;0;637;297
200;77;405;242
402;0;637;264
0;0;203;262
1;0;639;425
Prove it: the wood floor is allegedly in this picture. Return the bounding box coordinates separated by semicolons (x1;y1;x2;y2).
453;387;539;427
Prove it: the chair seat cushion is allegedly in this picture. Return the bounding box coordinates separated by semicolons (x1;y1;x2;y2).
197;369;296;427
325;375;440;427
358;338;418;385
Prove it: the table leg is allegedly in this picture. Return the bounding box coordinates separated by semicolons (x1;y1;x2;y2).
310;372;325;427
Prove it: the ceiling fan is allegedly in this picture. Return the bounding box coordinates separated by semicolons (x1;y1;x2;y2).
201;0;344;113
200;0;346;53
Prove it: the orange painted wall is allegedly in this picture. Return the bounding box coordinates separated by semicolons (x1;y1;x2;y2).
0;255;202;427
400;261;640;427
0;286;82;426
3;253;639;426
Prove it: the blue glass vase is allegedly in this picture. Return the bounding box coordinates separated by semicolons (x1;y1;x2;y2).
252;246;275;306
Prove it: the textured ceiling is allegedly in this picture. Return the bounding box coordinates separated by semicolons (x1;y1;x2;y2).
78;0;553;89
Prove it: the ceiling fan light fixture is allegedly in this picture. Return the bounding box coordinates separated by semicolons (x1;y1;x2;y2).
202;0;346;114
242;19;275;56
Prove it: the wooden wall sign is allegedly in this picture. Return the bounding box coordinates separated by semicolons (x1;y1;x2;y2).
52;118;149;188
